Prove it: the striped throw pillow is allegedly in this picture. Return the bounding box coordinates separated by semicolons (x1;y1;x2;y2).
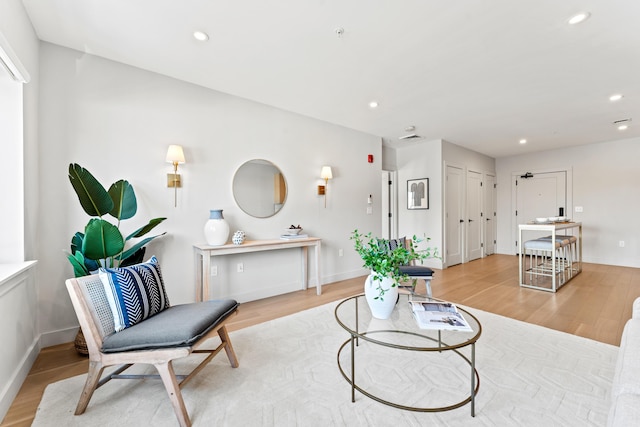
98;256;170;332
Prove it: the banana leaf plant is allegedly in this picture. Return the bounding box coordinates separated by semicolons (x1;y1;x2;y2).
66;163;167;277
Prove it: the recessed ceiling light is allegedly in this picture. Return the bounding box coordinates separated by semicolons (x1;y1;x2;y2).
609;94;623;102
193;31;209;42
519;139;527;144
618;124;629;131
368;101;379;109
568;12;591;25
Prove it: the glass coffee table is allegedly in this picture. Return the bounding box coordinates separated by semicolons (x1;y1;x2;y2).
334;294;481;416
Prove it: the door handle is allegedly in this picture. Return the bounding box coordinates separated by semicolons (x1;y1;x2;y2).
459;219;464;223
468;219;473;222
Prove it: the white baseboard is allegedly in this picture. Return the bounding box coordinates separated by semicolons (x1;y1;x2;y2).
322;269;367;285
0;335;40;423
39;326;79;348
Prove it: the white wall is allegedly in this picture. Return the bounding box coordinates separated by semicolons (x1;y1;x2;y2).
37;43;383;344
390;139;496;268
394;139;443;268
496;137;640;267
442;140;496;173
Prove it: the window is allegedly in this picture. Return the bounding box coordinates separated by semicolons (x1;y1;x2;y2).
0;32;29;263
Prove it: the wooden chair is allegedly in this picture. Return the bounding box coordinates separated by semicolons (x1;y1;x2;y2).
65;274;239;427
381;237;435;298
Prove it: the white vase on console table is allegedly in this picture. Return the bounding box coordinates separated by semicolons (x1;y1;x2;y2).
204;209;230;246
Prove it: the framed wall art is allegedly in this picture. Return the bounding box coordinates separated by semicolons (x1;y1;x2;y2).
407;178;429;210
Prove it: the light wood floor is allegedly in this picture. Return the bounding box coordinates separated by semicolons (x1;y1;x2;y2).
3;254;639;426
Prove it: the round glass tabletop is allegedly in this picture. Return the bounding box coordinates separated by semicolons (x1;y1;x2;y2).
334;294;482;351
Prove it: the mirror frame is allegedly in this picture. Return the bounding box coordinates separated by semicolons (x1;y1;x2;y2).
232;159;287;218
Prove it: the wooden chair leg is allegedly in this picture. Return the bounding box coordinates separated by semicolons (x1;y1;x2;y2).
75;360;105;415
156;361;191;427
218;325;239;368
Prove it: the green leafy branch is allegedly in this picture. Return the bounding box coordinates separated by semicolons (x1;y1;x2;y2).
350;229;438;300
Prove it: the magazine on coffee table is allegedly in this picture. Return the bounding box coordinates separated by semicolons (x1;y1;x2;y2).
408;301;472;332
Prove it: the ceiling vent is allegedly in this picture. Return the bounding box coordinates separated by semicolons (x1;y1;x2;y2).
398;133;423;140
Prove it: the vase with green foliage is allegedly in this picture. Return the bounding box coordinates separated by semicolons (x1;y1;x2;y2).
351;229;437;318
66;163;167;277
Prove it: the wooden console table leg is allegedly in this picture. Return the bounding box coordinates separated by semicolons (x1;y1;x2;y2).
194;249;203;302
202;252;211;301
315;241;321;295
301;246;308;291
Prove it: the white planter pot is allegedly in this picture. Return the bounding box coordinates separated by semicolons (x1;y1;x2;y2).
364;273;398;319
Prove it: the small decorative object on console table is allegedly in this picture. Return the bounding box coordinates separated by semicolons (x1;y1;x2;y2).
281;224;306;240
232;230;246;245
283;224;303;235
350;229;437;319
204;209;230;246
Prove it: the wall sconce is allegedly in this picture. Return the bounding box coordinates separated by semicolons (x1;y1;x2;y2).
166;144;185;207
318;166;333;208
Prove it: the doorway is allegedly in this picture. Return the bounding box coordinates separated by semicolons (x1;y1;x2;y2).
445;165;464;266
381;170;397;239
511;170;569;253
466;170;483;262
484;173;496;255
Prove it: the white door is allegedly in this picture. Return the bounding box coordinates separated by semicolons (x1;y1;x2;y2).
445;165;464;266
484;173;496;255
381;171;397;239
513;170;567;252
466;170;483;261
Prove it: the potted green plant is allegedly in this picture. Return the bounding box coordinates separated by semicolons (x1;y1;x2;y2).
66;163;167;354
350;229;437;318
66;163;167;277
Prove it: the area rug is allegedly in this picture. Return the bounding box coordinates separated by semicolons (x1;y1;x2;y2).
33;301;618;427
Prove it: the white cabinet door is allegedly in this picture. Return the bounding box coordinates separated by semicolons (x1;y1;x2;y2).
466;170;483;262
484;173;496;256
445;165;464;266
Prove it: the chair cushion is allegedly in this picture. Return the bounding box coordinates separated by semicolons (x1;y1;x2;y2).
537;236;571;245
102;299;239;353
542;235;578;243
523;239;561;250
99;256;170;332
399;265;434;277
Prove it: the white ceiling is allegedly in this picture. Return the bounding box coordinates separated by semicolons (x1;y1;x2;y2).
21;0;640;158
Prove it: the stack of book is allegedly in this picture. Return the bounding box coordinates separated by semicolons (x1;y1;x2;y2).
280;233;309;240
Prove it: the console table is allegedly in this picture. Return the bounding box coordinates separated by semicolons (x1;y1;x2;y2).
194;238;322;302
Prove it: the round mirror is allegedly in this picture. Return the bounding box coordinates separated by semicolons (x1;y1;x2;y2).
232;159;287;218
